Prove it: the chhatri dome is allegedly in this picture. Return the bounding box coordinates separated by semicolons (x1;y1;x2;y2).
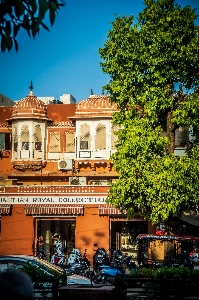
10;81;48;120
74;90;119;119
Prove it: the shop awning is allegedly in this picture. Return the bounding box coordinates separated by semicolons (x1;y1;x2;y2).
24;204;84;215
0;204;12;215
98;204;126;215
136;234;199;241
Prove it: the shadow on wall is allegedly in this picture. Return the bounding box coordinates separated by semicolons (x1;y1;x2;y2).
80;237;91;246
95;231;106;237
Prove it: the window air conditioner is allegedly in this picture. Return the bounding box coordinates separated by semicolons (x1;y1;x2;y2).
58;159;73;171
69;177;87;185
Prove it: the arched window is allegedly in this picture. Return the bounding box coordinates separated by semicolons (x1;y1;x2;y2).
95;123;106;150
49;131;60;152
65;131;75;153
80;124;91;150
34;124;42;150
20;125;29;150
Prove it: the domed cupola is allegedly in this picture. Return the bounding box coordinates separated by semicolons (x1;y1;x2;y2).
74;94;118;118
9;82;49;172
10;82;48;121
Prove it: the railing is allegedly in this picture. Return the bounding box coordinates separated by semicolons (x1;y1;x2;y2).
33;278;59;300
114;276;199;299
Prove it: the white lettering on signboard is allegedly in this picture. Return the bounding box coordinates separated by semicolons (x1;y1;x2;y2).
0;197;107;204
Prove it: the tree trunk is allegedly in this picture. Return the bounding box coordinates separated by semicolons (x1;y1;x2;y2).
166;110;175;154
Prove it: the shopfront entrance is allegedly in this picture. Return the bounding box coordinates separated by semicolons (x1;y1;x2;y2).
36;219;76;261
110;220;148;263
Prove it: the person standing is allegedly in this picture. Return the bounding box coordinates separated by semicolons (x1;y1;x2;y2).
37;235;46;259
50;233;64;264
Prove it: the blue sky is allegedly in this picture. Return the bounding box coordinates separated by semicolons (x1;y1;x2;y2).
0;0;199;102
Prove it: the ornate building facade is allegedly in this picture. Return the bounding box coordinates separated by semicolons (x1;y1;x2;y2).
0;87;155;264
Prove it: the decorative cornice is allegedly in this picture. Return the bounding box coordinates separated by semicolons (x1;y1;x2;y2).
47;121;75;128
0;123;11;128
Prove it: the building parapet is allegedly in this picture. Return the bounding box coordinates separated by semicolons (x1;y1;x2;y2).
0;185;110;194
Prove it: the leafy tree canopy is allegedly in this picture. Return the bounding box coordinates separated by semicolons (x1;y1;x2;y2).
99;0;199;224
0;0;65;52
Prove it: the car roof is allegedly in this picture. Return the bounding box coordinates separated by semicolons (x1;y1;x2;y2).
0;255;65;273
67;274;94;285
0;255;94;285
0;255;37;259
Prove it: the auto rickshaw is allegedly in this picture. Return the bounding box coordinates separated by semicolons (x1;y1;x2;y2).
136;234;199;268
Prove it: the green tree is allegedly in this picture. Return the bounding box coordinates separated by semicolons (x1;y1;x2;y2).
99;0;199;224
0;0;65;52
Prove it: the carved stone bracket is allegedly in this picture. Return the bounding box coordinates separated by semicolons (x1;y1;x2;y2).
12;160;47;171
91;162;95;171
74;160;80;172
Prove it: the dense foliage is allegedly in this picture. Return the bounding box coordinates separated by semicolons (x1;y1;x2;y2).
130;266;199;280
99;0;199;224
0;0;65;52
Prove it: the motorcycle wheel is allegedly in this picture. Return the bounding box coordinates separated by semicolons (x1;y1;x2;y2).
84;270;99;283
100;275;114;285
84;270;91;278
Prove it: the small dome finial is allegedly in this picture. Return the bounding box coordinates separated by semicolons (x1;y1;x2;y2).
90;89;93;95
29;80;33;95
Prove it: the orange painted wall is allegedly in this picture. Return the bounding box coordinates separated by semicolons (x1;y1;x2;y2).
0;205;34;255
0;153;14;177
0;107;13;124
47;104;76;121
75;205;109;266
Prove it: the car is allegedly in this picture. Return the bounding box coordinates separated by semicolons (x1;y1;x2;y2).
67;274;94;285
0;255;92;285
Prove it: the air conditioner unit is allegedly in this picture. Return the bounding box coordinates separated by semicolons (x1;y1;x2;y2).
69;177;87;186
58;159;73;171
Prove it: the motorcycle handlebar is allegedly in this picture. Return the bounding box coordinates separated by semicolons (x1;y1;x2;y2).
93;248;112;252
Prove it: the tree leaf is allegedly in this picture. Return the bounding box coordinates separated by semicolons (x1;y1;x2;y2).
40;22;50;31
49;2;56;26
0;0;65;51
13;24;20;38
13;38;19;52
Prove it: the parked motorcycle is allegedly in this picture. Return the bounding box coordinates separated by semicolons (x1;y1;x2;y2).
65;248;91;276
87;246;125;284
51;254;67;265
67;248;82;264
112;249;138;272
93;247;110;270
95;263;124;284
171;252;194;270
